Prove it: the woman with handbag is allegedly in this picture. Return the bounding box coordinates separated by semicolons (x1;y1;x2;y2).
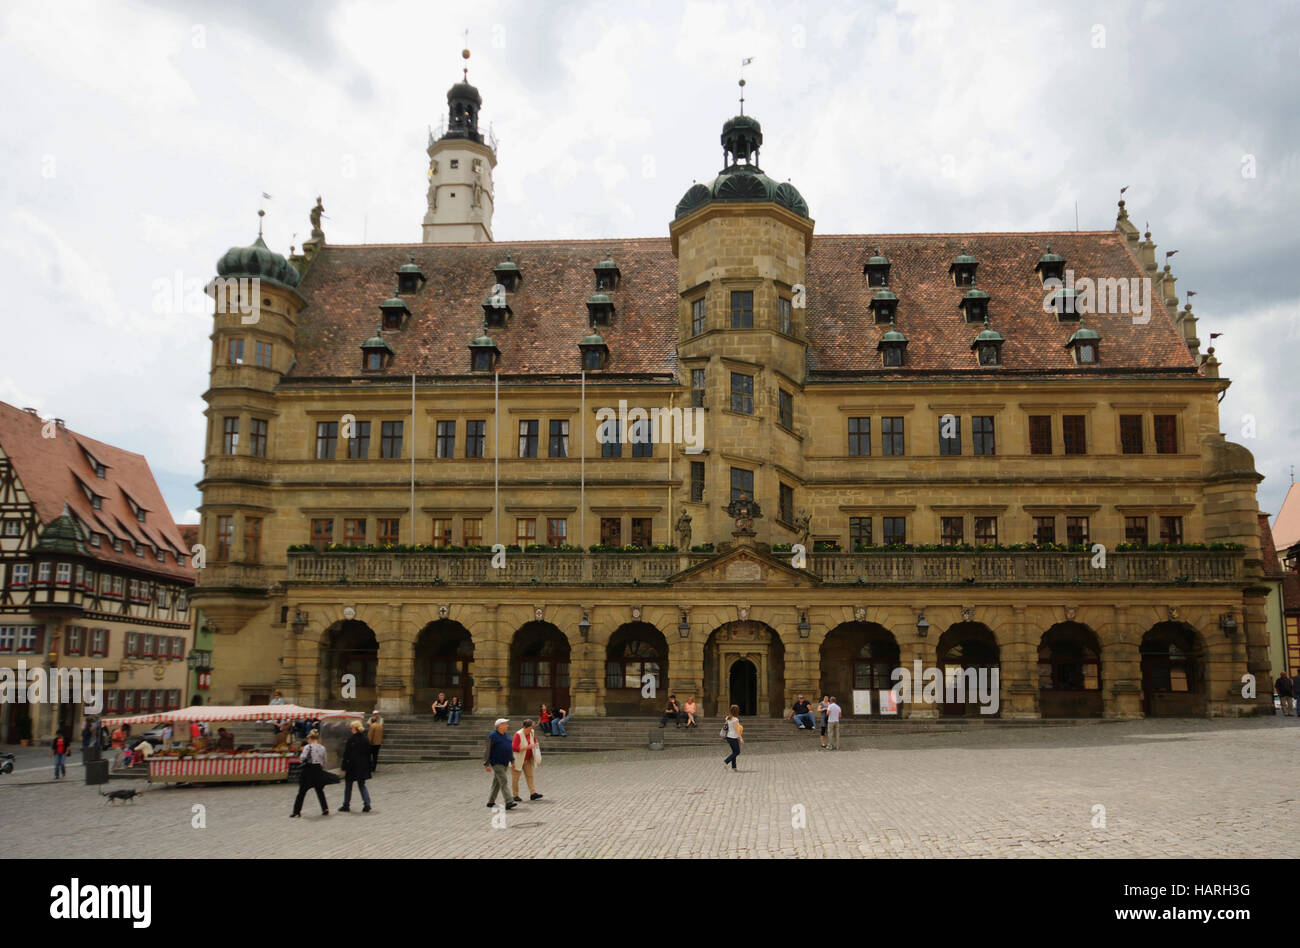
339;719;372;813
722;705;744;771
290;730;329;818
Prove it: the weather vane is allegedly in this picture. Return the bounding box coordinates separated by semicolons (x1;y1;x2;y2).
739;57;754;114
462;29;471;81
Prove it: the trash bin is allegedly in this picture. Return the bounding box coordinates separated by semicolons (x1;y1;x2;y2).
83;745;102;763
84;759;109;785
648;729;664;751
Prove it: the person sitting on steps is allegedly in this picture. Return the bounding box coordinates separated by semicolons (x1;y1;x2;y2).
432;693;449;721
659;695;682;728
447;697;463;726
682;696;699;728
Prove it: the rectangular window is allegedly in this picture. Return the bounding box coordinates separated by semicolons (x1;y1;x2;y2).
730;290;754;329
66;625;83;655
1033;516;1056;546
515;518;536;547
91;627;107;657
142;633;155;659
466;420;486;458
630;415;653;457
344;420;370;459
37;562;51;584
0;626;13;652
432;519;453;548
1029;416;1053;455
1154;414;1178;454
1;519;19;537
690;461;705;503
111;576;124;597
941;516;964;546
216;515;233;562
310;518;333;551
1159;516;1184;544
849;517;872;548
600;517;622;546
848;417;871;456
779;483;794;524
255;340;273;368
730;373;754;414
462;518;482;547
56;562;71;585
1062;415;1087;455
691;298;706;336
549;420;570;458
518;420;539;458
778;390;794;430
1120;415;1144;454
436;421;456;459
1067;516;1090;547
222;416;239;455
630;517;652;548
380;421;403;458
974;517;998;545
343;518;366;546
244;517;262;562
377;518;399;546
729;467;754;503
778;296;792;334
972;416;996;456
601;418;622;458
122;690;136;713
691;368;706;408
883;517;906;546
316;421;338;460
227;338;244;364
249;418;268;457
547;518;567;547
939;415;961;455
881;417;904;456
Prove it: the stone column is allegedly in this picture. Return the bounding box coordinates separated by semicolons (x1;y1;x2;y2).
1104;607;1145;719
472;605;508;717
898;636;937;720
1000;607;1039;720
374;602;413;714
570;607;600;719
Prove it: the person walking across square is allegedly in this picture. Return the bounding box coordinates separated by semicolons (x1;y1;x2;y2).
339;719;373;813
367;714;384;771
722;705;744;770
511;719;543;802
825;696;844;750
483;718;517;810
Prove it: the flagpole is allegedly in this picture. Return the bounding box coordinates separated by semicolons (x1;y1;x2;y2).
494;371;500;546
410;373;415;541
580;370;586;551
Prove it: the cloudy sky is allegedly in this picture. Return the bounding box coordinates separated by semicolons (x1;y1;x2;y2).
1;0;1297;525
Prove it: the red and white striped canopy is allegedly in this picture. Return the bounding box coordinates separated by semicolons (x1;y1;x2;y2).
101;704;363;728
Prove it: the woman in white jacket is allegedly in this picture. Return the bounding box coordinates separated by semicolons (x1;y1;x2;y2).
511;719;543;802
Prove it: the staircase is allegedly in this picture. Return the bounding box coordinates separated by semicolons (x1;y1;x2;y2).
378;714;1093;763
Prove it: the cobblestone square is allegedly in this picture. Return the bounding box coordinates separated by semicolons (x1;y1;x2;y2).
4;717;1298;859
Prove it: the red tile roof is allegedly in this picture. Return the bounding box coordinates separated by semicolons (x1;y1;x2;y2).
0;401;196;582
286;230;1199;381
1260;513;1285;579
1273;483;1300;554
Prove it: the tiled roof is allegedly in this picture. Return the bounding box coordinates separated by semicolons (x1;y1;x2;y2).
1273;482;1300;553
286;230;1199;381
0;401;196;582
1259;512;1285;579
1282;571;1300;614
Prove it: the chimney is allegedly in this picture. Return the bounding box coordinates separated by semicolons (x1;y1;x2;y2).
22;407;38;415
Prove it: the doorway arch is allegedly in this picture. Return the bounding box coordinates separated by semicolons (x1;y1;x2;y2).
414;619;474;714
509;622;571;716
702;622;785;717
729;659;759;716
820;622;901;716
1140;622;1206;716
319;620;378;710
1037;622;1103;717
604;622;669;715
936;622;1000;717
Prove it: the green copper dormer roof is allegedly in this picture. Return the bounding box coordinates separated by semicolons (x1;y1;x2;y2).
469;333;498;349
871;288;899;304
380;296;410;312
494;254;520;274
972;316;1004;347
866;248;890;267
1037;243;1065;266
215;234;301;290
594;256;618;272
579;331;606;347
33;504;87;556
963;282;989;301
361;328;394;353
587;291;613;307
397;255;424;276
1066;323;1100;345
951;245;977;266
878;326;908;346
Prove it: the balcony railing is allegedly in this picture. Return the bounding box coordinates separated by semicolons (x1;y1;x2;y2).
280;549;1245;586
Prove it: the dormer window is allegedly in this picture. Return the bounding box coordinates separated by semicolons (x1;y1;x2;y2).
950;245;978;286
876;320;908;367
380;297;411;330
1049;286;1081;322
587;292;616;327
864;249;891;287
396;254;426;295
579;332;609;371
469;333;500;373
594;255;621;291
482;289;513;328
493;254;522;292
360;328;395;372
959;283;989;323
971;317;1004;366
136;509;146;524
1035;244;1066;284
869;288;898;325
1065;321;1100;365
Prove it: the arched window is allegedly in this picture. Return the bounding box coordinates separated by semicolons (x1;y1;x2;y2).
605;639;661;690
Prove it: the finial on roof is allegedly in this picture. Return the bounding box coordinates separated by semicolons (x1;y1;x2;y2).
462;30;471;81
257;208;265;237
738;57;754;114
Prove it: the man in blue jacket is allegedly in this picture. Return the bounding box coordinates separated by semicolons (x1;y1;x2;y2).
483;718;517;810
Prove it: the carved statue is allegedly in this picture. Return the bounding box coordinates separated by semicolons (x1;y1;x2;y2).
675;507;692;551
724;492;762;535
309;196;324;238
427;176;438;211
472;176;482;208
793;508;812;547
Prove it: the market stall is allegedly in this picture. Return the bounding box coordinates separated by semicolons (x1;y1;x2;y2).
101;704;362;784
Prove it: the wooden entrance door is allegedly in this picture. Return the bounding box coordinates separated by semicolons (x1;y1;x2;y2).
729;660;758;716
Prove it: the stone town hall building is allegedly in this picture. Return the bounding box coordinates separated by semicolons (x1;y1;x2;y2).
193;67;1270;721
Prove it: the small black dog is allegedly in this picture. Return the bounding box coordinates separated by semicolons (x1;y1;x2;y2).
101;788;140;804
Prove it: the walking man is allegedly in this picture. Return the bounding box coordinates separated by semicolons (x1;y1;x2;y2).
825;696;844;750
367;714;384;772
1276;672;1295;717
483;718;517;810
511;719;543;802
51;731;68;779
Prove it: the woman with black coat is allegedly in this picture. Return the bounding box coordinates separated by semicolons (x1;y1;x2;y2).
290;730;329;818
339;719;372;813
